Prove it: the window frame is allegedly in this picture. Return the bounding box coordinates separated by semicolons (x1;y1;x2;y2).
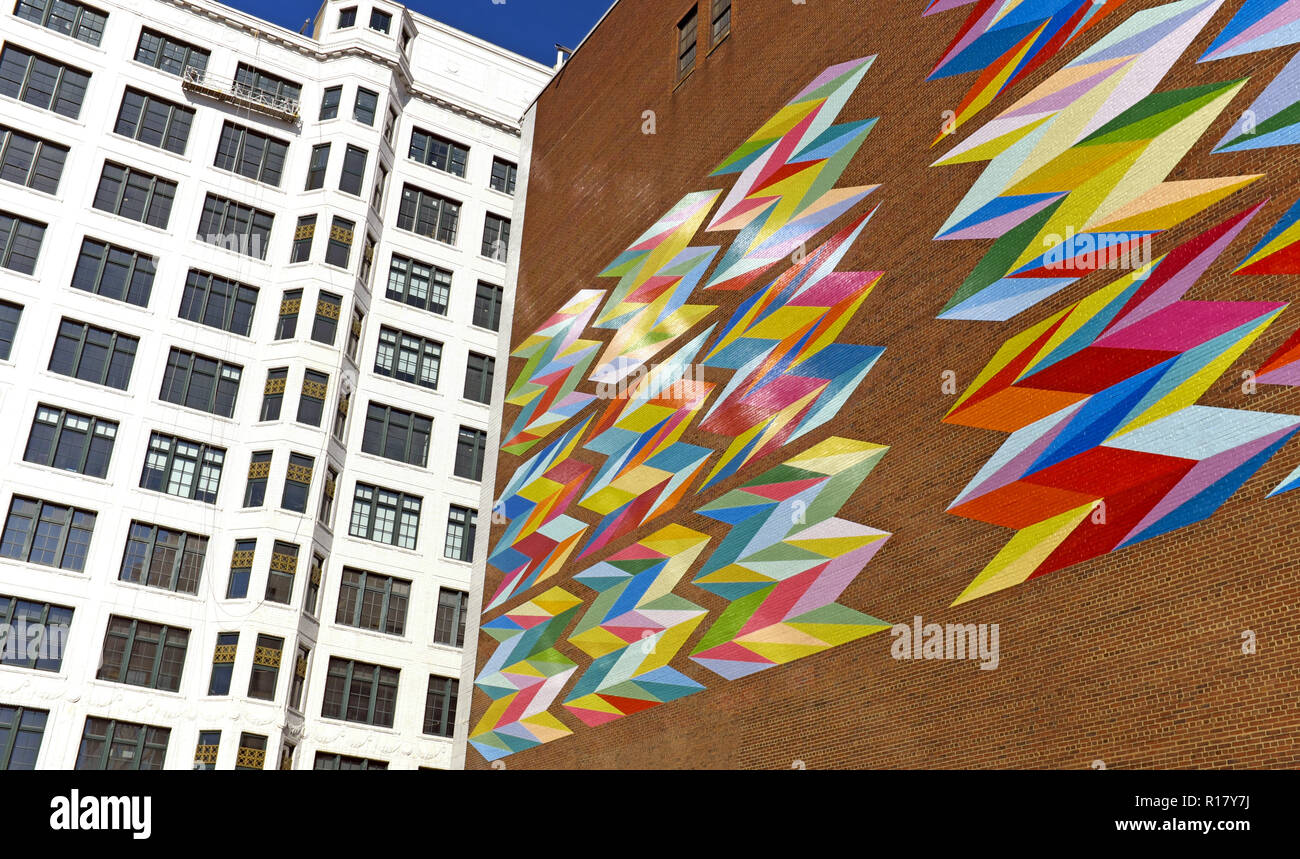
75;717;169;771
118;521;207;595
23;403;118;478
139;431;226;504
71;237;155;307
349;483;422;549
361;402;433;468
92;161;176;228
47;317;137;389
178;269;258;337
159;347;243;419
335;567;411;637
96;615;190;692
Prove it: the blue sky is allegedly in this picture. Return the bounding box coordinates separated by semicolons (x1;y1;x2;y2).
224;0;613;66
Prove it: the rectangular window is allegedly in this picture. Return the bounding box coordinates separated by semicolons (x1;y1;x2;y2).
248;634;282;701
318;469;338;529
0;44;91;118
119;521;206;595
339;144;368;195
0;596;72;671
48;318;137;389
336;568;410;636
464;352;495;404
678;8;698;80
324;219;353;270
71;238;155;307
314;752;387;770
260;368;287;420
396;183;460;244
275;291;301;340
0;496;95;572
305;142;329;190
208;633;237;695
24;404;117;478
0;211;45;274
236;732;266;770
97;615;189;692
243;451;271;507
711;0;732;44
178;269;258;336
226;540;255;599
92;162;176;228
281;454;314;514
114;88;193;155
332;390;350;442
134;27;209;76
424;675;459;738
306;552;325;612
322;657;399;727
408;128;468;177
234;63;301;102
385;254;451;315
482;213;511;262
362;403;432;467
442;507;476;565
0;124;67;193
375;326;442;389
473;282;504;331
434;587;469;646
383;106;397;144
490;157;517;195
14;0;108;46
0;704;48;769
290;215;315;263
371;163;388;211
0;300;20;359
312;293;342;344
214;121;289;186
194;729;220;768
349;484;421;549
347;305;364;361
354;87;377;125
196;193;273;260
319;85;341;120
297;369;329;426
140;432;225;504
455;427;488;481
289;644;309;710
265;541;298;604
337;6;356;27
159;348;242;418
369;8;391;32
75;718;169;770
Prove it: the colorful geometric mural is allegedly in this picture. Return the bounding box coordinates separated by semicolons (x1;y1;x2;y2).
1199;0;1300;61
1214;51;1300;152
944;207;1300;604
1236;195;1300;276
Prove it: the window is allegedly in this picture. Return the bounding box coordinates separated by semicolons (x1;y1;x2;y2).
275;292;301;340
243;452;271;507
424;676;458;738
0;705;48;769
134;28;209;76
306;552;325;612
0;497;95;572
371;163;388;211
48;319;137;389
322;657;399;727
434;587;469;646
354;87;378;125
313;293;342;344
214;122;288;186
490;157;517;194
332;390;351;443
260;368;287;420
324;219;353;270
443;507;476;565
236;732;266;770
482;213;511;261
289;645;309;710
455;427;488;481
226;540;254;599
0;596;72;671
677;8;698;79
319;85;341;120
711;0;732;44
208;633;238;695
339;145;368;195
114;88;193;154
234;63;301;102
119;522;206;595
314;751;387;770
280;743;294;769
24;405;117;478
248;634;282;701
400;28;412;54
297;370;329;426
337;6;356;27
76;718;169;770
180;271;258;337
196;193;273;260
473;282;504;331
194;730;220;768
318;469;338;529
464;352;495;404
265;541;298;604
97;616;189;692
92;162;176;228
347;305;364;361
140;432;225;504
408;128;468;177
0;300;19;359
14;0;108;46
160;348;243;418
369;8;391;32
290;215;316;263
71;238;155;307
397;184;460;244
349;484;421;549
0;124;66;192
383;106;397;144
362;403;432;467
305;142;329;190
386;254;451;314
0;211;44;274
375;326;442;389
0;44;90;117
336;568;410;635
281;454;314;514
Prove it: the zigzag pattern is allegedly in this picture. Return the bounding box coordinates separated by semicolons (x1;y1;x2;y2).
1199;0;1300;61
1215;51;1300;152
